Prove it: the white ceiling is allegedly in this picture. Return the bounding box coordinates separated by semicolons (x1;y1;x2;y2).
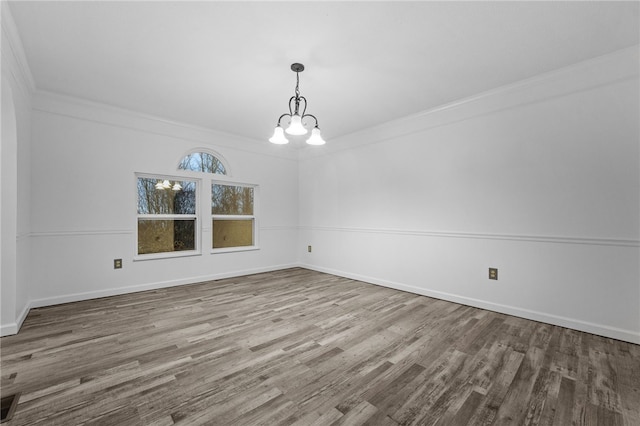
8;1;640;143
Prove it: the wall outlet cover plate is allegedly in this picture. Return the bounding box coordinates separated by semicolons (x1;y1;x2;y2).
489;268;498;280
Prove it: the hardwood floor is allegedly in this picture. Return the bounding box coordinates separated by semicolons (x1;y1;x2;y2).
1;268;638;425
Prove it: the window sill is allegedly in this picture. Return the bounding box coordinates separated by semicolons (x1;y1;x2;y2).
134;250;202;262
211;246;260;254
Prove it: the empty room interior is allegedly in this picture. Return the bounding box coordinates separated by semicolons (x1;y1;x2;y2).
1;1;639;425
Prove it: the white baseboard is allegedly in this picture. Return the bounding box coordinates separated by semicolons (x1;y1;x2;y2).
30;263;300;309
5;263;638;345
0;322;18;337
1;263;299;336
15;300;31;330
0;301;32;337
299;263;640;345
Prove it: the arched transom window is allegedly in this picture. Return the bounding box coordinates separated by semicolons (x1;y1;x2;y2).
178;152;227;175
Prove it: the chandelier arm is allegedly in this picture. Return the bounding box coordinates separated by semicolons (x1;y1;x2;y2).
302;113;319;128
276;113;291;126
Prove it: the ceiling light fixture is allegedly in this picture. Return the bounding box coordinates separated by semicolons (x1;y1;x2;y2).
269;63;326;146
155;180;182;191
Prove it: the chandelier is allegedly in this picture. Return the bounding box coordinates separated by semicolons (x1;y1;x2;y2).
155;180;182;191
269;63;326;145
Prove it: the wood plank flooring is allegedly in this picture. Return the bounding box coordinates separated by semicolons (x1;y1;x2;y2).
1;268;638;425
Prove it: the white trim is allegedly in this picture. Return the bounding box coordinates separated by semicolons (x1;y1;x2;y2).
2;264;297;336
27;225;294;238
1;2;36;95
137;214;197;220
211;246;260;255
33;91;298;161
0;301;32;337
299;45;640;160
299;264;640;345
300;226;639;248
33;90;260;143
210;177;260;187
30;229;134;238
0;323;18;337
15;301;31;331
135;171;201;184
212;180;259;189
27;264;299;310
5;263;638;344
27;226;638;248
212;215;255;221
133;250;202;262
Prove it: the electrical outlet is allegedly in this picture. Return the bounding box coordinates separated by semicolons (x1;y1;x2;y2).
114;259;123;269
308;245;312;253
489;267;498;280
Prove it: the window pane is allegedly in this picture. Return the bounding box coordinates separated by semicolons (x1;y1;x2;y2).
138;219;196;254
212;184;253;215
178;152;226;174
212;219;253;248
137;178;196;214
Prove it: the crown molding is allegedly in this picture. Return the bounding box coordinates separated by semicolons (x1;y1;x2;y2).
33;90;299;162
1;1;36;96
299;44;640;160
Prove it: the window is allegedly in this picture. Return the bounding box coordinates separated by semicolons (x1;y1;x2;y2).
136;176;198;257
136;150;257;259
178;152;227;175
212;183;256;250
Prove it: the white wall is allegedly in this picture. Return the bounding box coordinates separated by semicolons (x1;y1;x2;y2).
1;2;33;336
298;47;640;344
27;92;299;307
1;75;18;332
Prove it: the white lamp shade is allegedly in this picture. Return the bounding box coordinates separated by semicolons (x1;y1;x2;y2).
269;126;289;144
172;183;182;191
285;114;308;135
306;127;326;145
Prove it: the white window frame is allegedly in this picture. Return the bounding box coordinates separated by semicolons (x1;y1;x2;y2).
134;172;202;261
211;180;259;254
